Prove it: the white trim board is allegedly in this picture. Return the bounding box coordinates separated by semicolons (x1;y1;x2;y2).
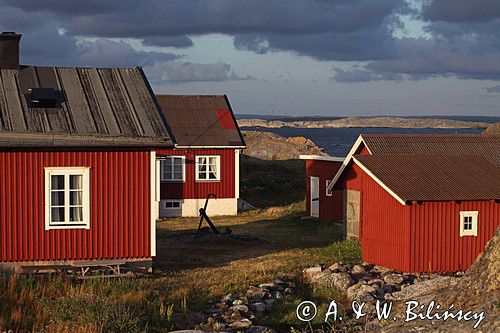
351;157;407;205
326;135;367;193
299;155;345;162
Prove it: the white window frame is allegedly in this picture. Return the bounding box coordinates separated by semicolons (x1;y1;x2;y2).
326;180;332;197
160;156;185;182
459;211;478;237
44;167;90;230
163;200;181;210
195;155;221;181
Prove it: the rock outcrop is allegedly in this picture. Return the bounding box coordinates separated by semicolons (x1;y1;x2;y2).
242;131;328;160
483;122;500;135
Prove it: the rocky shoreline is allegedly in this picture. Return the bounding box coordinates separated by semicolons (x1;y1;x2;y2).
238;117;491;129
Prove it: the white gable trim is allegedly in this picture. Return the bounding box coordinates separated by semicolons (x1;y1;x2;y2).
326;135;367;193
351;157;407;205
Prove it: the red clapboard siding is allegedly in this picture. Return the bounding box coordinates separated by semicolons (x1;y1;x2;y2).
304;159;343;222
360;169;411;271
409;200;499;272
156;148;235;199
0;150;152;262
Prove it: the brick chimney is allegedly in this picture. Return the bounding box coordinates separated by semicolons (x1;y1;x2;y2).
0;32;22;69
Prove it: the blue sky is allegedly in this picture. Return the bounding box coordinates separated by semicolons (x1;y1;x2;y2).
1;0;499;117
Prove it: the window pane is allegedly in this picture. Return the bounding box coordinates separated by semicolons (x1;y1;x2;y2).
165;163;172;172
198;157;206;165
209;157;217;165
70;191;82;205
173;158;183;165
70;175;82;190
174;172;183;180
199;164;207;172
174;164;182;173
70;207;83;222
51;208;65;222
51;191;65;206
209;171;217;180
51;175;64;190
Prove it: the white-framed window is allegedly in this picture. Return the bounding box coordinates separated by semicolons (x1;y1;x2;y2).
196;155;220;181
160;156;185;182
326;180;332;196
163;200;181;210
460;211;478;237
45;167;90;230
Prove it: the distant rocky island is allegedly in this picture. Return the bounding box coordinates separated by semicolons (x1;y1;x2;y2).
238;116;491;129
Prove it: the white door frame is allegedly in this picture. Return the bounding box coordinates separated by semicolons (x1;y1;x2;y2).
310;176;320;217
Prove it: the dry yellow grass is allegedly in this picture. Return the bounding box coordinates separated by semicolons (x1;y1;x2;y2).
0;202;361;332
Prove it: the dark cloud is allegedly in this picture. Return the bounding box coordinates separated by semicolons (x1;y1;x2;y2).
142;36;193;48
421;0;500;23
1;0;500;82
485;85;500;93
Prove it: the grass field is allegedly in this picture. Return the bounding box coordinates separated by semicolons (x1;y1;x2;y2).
0;159;361;332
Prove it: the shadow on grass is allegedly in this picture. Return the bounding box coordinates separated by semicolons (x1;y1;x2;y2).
154;206;351;273
240;156;305;208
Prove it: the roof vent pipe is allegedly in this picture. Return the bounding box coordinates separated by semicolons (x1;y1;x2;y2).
0;32;22;69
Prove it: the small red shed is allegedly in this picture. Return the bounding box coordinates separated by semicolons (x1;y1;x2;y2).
299;155;344;220
0;33;172;267
155;95;246;217
304;134;500;272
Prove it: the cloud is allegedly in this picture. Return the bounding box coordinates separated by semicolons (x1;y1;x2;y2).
331;67;401;82
76;39;178;67
141;36;193;48
485;85;500;93
2;0;500;82
146;61;254;84
421;0;500;23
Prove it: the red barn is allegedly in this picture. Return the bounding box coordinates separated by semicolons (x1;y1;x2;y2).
302;134;500;272
0;33;172;268
155;95;246;217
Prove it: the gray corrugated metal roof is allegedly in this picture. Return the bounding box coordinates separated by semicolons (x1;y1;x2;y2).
156;94;245;147
0;66;172;148
354;154;500;202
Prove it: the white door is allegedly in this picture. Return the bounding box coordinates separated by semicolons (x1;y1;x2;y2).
310;177;319;217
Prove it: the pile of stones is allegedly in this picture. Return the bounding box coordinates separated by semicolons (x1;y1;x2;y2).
303;262;425;310
199;278;294;332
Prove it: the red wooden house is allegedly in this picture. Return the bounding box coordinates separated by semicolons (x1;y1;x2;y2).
0;33;171;268
302;134;500;272
155;95;245;217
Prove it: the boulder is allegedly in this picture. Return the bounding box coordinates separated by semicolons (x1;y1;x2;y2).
251;302;266;313
328;262;343;270
303;266;322;280
383;273;405;285
264;299;276;311
230;319;253;330
247;326;277;333
316;272;354;290
351;264;366;275
229;304;249;313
